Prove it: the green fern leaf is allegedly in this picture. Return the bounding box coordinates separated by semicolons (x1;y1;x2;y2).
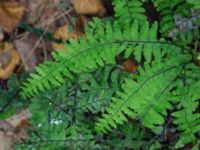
22;19;179;98
172;64;200;148
187;0;200;9
113;0;147;25
153;0;192;36
95;55;191;133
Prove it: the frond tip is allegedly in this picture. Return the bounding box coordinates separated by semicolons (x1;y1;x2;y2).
21;61;73;98
113;0;147;25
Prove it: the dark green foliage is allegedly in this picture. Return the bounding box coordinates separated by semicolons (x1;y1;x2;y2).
187;0;200;9
0;75;27;120
153;0;200;41
95;55;188;132
19;0;200;149
16;66;168;149
112;0;146;25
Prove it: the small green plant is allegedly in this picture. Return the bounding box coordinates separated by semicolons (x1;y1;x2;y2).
20;0;200;149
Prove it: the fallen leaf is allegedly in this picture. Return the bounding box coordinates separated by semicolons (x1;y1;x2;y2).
53;42;67;51
17;119;31;129
15;34;37;71
123;59;138;73
53;25;83;50
75;15;89;33
0;42;20;80
54;25;70;41
0;121;15;150
0;28;4;41
25;0;58;29
0;2;25;33
73;0;106;17
53;25;70;50
0;109;31;150
6;109;31;127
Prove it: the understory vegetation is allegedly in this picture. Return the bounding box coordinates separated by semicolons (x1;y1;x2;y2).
0;0;200;149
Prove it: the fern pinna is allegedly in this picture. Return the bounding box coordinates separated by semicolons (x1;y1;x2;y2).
21;0;200;149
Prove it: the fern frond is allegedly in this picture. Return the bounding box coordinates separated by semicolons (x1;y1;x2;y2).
112;0;147;25
174;111;199;146
95;55;191;133
21;19;179;98
153;0;192;36
76;66;127;113
187;0;200;9
65;124;95;149
172;64;200;148
21;61;73;97
172;87;200;148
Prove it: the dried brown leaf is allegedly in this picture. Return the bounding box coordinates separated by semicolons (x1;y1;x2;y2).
73;0;106;17
123;59;138;73
6;109;31;127
0;2;25;33
0;42;20;80
0;109;31;150
15;34;38;72
53;25;84;51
